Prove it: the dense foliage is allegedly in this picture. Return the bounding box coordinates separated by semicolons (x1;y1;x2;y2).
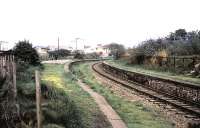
127;29;200;75
134;29;200;57
13;40;40;65
15;63;84;128
73;51;85;59
107;43;125;59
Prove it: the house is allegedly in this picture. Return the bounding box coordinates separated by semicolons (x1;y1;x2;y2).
34;46;49;57
95;44;110;57
83;44;111;57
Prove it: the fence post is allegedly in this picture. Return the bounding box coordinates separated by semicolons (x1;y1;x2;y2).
182;58;185;68
173;56;176;70
12;61;17;100
35;70;42;128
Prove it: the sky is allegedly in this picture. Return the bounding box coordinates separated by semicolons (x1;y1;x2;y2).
0;0;200;50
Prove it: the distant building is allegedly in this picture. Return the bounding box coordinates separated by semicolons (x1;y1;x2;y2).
95;44;110;57
34;46;49;57
83;44;111;57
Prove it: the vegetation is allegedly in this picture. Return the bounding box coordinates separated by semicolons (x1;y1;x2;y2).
48;49;71;60
15;61;110;127
41;64;111;128
41;64;83;128
72;62;174;128
126;29;200;76
16;63;41;127
3;39;109;127
129;29;200;64
13;40;40;65
108;43;125;59
0;76;5;88
133;29;200;57
84;52;100;59
73;51;85;59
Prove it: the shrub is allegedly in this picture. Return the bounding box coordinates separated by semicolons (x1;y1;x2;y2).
48;49;71;60
129;48;145;64
74;52;84;59
84;52;100;59
13;40;40;65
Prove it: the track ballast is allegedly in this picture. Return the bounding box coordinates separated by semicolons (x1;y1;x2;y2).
92;62;200;121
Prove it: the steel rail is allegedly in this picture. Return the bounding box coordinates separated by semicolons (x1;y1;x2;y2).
92;62;200;118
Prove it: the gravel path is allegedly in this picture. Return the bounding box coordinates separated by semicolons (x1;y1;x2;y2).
42;59;71;64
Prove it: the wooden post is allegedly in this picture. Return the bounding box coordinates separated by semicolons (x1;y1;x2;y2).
35;70;42;128
173;57;176;70
12;62;17;100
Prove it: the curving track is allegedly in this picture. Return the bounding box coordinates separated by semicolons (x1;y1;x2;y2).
92;62;200;120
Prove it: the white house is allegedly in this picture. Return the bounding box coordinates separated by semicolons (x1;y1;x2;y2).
83;44;111;57
34;46;49;57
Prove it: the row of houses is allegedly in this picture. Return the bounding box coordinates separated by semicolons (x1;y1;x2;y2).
34;44;111;57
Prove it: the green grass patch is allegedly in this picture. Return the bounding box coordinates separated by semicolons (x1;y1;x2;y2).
42;63;111;128
106;60;200;85
17;63;104;128
72;62;175;128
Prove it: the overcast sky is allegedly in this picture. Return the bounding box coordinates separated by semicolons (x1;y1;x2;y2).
0;0;200;49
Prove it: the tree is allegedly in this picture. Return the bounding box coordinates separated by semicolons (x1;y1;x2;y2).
168;32;176;40
191;37;200;55
13;40;40;65
167;29;187;41
175;29;187;39
108;43;125;59
74;52;84;59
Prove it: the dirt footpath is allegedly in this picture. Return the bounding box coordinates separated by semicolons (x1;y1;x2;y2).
77;79;127;128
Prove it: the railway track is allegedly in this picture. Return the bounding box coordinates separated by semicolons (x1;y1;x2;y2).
92;62;200;120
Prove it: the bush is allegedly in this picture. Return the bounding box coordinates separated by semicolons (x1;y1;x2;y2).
74;52;84;59
42;85;83;128
13;40;40;65
84;52;100;59
48;49;71;60
129;48;145;64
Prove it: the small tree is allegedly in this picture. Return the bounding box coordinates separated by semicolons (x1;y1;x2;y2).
13;40;40;65
108;43;125;59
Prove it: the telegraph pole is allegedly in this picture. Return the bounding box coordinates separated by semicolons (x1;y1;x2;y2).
57;37;60;51
75;38;80;50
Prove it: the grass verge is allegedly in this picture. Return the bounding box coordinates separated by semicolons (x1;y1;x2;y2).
41;63;111;128
72;62;175;128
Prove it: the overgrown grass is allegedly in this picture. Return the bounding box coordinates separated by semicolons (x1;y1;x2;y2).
42;64;111;128
106;60;200;85
17;63;89;127
16;64;42;127
72;62;175;128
